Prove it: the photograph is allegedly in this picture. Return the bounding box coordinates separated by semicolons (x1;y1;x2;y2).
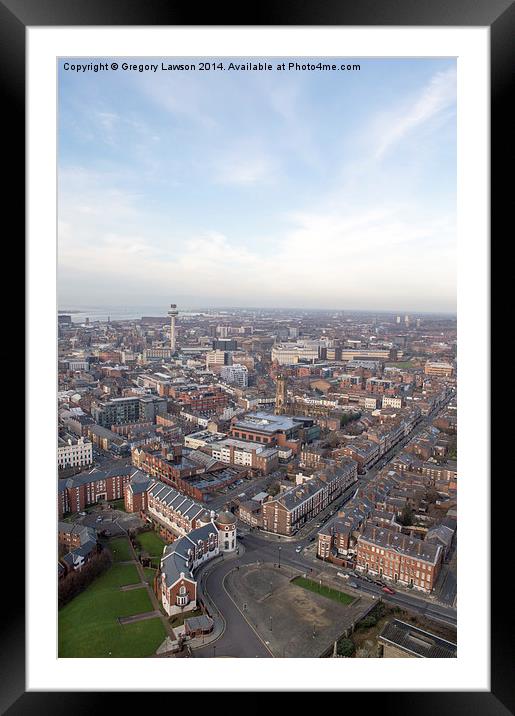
56;55;459;660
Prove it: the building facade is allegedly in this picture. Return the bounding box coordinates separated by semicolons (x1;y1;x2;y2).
356;525;442;593
57;436;93;470
159;511;236;616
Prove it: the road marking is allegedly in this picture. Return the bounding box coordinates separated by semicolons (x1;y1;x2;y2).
221;568;274;657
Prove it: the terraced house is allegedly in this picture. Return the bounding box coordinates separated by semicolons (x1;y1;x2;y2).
262;459;358;535
356;525;442;593
145;482;212;540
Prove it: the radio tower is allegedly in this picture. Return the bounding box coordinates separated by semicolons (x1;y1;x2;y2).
168;303;179;353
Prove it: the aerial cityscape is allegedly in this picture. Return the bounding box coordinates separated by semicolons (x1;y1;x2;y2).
58;306;457;658
57;57;457;659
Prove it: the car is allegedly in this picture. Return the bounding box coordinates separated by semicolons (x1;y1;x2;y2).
96;516;103;522
79;511;87;517
295;545;302;553
349;581;359;589
382;586;396;595
375;580;386;588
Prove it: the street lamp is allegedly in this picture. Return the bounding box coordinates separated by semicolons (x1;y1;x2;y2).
270;616;273;632
278;546;281;568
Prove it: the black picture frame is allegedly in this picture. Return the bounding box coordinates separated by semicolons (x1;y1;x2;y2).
6;0;508;710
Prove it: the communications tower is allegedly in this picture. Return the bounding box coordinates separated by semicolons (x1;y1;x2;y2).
168;303;179;353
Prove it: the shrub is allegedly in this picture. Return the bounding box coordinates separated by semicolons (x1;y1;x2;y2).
358;615;377;629
337;638;355;657
58;551;112;608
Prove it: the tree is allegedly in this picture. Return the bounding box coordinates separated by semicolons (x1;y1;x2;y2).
337;638;355;657
268;482;280;497
398;505;414;526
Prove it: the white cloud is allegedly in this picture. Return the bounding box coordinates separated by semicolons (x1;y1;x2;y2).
375;67;456;159
213;152;278;186
58;176;455;312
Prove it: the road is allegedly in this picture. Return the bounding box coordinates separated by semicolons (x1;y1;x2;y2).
193;527;456;658
193;554;272;658
192;395;457;656
240;532;457;627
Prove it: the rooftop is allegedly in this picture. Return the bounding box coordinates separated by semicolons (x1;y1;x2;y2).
378;619;456;658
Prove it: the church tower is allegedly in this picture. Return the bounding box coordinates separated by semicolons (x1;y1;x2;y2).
275;374;287;415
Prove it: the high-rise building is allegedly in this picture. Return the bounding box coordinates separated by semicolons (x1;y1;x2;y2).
220;363;248;388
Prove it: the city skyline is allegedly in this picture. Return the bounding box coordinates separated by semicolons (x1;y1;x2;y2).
58;57;456;312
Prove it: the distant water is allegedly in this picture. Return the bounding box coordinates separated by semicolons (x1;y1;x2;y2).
58;306;169;323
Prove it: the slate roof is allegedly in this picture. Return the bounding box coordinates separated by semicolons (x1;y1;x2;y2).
379;619;456;658
148;482;209;523
160;521;219;588
58;521;97;545
359;525;441;565
59;465;139;489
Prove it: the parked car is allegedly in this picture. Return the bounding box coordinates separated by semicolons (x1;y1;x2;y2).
96;516;103;523
295;545;302;553
382;586;396;595
349;581;359;589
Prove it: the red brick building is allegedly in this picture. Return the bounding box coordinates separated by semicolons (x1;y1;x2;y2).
356;525;442;593
58;466;145;517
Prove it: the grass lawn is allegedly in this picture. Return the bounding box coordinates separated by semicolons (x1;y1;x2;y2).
96;563;141;588
136;530;166;557
292;576;354;605
169;607;203;628
386;360;415;369
109;537;133;562
143;567;157;584
109;499;126;511
136;531;167;568
59;564;165;657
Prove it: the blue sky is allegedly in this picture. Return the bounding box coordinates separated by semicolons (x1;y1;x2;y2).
58;57;456;312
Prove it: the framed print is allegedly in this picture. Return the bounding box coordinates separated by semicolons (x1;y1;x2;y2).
5;0;509;709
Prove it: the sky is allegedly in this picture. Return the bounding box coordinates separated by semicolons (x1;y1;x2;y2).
58;57;457;313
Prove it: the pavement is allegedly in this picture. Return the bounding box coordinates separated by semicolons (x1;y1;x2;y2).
193;548;272;658
223;562;375;658
433;536;458;607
